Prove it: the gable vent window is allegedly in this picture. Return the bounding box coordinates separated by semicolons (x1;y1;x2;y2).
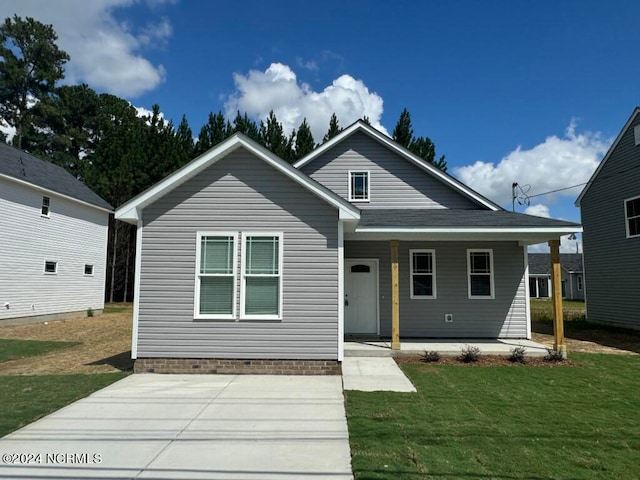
44;261;57;274
84;264;94;276
41;196;50;217
349;171;370;202
625;196;640;238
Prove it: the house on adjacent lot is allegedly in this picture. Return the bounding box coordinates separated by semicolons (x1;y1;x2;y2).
528;253;584;300
0;142;112;324
116;121;580;373
576;107;640;330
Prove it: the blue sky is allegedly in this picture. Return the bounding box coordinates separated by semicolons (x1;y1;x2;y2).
2;0;639;251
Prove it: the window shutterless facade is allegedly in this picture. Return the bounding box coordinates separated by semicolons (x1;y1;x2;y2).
467;249;494;299
410;249;436;299
44;260;57;274
348;171;370;202
194;233;237;319
241;234;283;319
41;196;50;217
625;196;640;238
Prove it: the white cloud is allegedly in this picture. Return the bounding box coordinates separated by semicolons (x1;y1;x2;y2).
524;204;551;218
0;119;16;142
528;234;582;254
454;121;610;208
224;62;387;142
0;0;171;97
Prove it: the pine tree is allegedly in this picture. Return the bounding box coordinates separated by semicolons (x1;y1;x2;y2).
322;113;342;143
259;110;292;162
195;111;229;156
392;108;448;172
231;111;260;142
0;15;70;149
361;116;371;126
294;118;315;159
392;108;413;147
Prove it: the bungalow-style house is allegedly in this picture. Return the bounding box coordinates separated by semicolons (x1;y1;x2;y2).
576;107;640;330
116;121;580;373
0;142;112;324
528;253;584;300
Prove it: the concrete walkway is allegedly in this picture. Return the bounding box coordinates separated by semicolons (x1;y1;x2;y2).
342;357;416;392
0;375;353;479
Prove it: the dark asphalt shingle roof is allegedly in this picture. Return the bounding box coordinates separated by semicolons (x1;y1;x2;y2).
358;209;581;229
528;253;583;274
0;142;112;210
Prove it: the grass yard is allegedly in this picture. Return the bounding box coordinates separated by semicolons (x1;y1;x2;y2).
0;338;79;363
345;353;640;479
0;373;128;437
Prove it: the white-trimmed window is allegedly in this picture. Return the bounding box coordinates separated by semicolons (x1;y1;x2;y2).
41;196;50;217
84;264;94;276
577;275;583;291
195;233;237;319
241;234;282;319
410;249;436;299
349;171;370;202
44;260;57;274
625;196;640;238
467;249;494;299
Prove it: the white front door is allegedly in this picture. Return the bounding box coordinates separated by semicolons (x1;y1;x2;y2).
345;259;378;334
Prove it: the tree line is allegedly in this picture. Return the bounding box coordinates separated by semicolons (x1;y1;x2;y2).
0;15;447;302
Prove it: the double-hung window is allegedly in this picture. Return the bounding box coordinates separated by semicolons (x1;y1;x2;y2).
467;249;494;299
195;233;237;319
410;249;436;299
349;171;370;202
625;196;640;238
242;234;282;319
41;196;50;217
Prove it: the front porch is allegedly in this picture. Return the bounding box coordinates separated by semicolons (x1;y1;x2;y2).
345;337;549;357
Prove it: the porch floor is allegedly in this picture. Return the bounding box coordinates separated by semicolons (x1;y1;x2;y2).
344;337;549;357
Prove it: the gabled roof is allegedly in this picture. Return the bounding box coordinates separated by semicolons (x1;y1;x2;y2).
576;107;640;206
0;142;112;212
528;253;583;275
115;133;361;223
293;120;502;211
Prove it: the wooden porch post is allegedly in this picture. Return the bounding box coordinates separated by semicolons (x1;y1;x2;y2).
390;240;400;350
548;239;566;357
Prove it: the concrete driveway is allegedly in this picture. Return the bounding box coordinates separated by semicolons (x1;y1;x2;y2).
0;375;353;479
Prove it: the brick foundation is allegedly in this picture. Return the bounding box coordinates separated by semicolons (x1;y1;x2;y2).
134;358;342;375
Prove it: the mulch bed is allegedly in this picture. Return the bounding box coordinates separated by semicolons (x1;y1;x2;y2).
395;354;576;367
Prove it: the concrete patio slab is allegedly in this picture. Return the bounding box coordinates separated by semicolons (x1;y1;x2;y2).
0;374;353;479
342;357;416;392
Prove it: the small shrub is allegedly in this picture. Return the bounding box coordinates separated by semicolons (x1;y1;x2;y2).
544;348;565;362
459;345;481;363
509;346;527;364
87;307;94;318
422;350;441;363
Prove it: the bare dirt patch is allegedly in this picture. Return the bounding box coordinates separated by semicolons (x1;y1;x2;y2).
532;321;640;355
0;306;133;375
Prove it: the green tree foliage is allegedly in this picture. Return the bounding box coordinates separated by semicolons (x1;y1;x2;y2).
294;118;315;159
322;113;342;143
231;111;260;142
195;111;230;156
0;15;69;150
260;110;292;162
392;107;448;172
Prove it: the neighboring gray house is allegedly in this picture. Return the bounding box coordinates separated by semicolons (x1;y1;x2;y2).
0;142;112;324
116;121;580;373
528;253;584;300
576;107;640;330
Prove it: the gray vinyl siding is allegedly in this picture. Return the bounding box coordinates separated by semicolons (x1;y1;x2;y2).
345;240;528;338
581;114;640;329
138;147;340;359
300;131;479;209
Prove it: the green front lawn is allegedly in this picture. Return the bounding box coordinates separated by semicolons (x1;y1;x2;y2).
0;373;128;437
345;353;640;479
0;338;79;363
531;298;585;321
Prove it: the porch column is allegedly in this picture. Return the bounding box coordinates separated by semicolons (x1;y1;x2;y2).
390;240;400;350
549;239;566;356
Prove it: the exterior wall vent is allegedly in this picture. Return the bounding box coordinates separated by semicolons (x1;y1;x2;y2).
634;124;640;146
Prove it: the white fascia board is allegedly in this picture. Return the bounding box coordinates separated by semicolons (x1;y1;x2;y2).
114;134;360;224
575;107;640;207
0;172;113;214
348;229;580;243
355;226;582;234
294;121;500;211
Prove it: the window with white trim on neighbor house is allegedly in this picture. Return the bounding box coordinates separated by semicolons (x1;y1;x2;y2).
349;171;369;202
468;249;494;299
41;196;50;216
625;196;640;238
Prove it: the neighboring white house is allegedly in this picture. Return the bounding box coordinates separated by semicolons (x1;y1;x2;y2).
0;142;113;324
